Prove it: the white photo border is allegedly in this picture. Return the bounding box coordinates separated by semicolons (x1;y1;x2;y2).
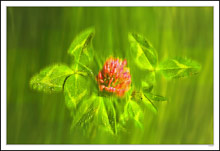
1;1;219;150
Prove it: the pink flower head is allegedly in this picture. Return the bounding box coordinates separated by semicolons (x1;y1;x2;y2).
96;57;131;97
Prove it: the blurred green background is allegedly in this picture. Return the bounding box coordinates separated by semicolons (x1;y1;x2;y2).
7;7;213;144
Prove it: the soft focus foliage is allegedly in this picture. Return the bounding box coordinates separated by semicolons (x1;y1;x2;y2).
128;32;158;69
29;26;202;137
7;7;213;144
68;27;95;71
64;74;91;110
158;57;201;79
30;64;73;92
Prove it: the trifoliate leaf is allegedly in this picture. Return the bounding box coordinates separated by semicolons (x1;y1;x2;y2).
128;32;158;70
121;100;144;129
143;91;167;102
141;70;156;92
142;82;153;92
103;97;117;134
142;95;158;114
30;64;73;93
158;57;201;79
68;27;95;70
93;97;114;134
64;73;91;110
71;96;116;135
131;90;157;114
71;95;97;129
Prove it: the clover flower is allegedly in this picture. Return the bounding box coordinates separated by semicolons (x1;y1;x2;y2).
96;57;131;97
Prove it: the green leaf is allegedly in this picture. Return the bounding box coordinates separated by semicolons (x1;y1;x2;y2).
68;27;95;70
131;90;157;114
143;92;167;102
141;70;156;92
71;95;97;129
158;57;201;79
128;32;158;70
30;64;73;93
121;100;144;129
71;96;116;135
103;97;117;134
142;82;153;92
93;97;114;134
64;73;91;110
142;95;158;114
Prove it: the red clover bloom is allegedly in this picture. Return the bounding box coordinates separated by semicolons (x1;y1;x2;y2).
96;57;131;97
